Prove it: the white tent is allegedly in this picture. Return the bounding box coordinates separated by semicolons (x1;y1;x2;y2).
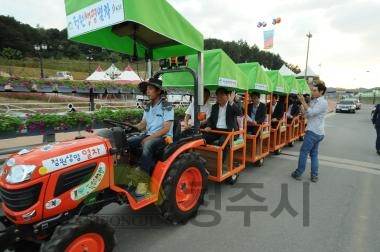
86;66;111;81
114;65;141;84
279;64;295;76
105;64;122;79
296;66;319;78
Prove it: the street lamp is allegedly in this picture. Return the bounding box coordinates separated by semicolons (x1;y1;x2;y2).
304;32;312;81
86;49;94;76
34;43;47;78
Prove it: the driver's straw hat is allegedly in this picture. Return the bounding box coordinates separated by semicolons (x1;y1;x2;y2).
138;78;163;95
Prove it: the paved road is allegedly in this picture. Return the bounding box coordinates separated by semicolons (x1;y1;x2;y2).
3;104;378;251
97;104;380;252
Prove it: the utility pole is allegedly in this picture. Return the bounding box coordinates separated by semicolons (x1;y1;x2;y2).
304;32;312;82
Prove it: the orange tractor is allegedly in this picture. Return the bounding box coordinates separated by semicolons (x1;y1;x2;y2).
0;70;208;252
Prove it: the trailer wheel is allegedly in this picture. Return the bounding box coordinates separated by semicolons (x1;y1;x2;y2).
225;173;239;185
40;215;116;252
156;152;207;224
288;140;295;147
274;148;282;155
255;158;264;167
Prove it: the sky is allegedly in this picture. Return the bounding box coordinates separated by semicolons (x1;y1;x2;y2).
1;0;380;89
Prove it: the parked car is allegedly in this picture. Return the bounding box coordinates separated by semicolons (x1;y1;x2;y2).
336;100;356;113
48;71;74;80
344;98;361;109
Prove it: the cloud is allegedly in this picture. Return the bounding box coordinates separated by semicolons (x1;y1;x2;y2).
0;0;379;88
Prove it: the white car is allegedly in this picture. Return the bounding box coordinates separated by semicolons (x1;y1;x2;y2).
336;100;356;113
48;71;74;80
345;98;361;110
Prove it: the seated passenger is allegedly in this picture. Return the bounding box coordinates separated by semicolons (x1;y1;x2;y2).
287;95;300;123
128;78;174;196
203;88;242;162
247;92;266;135
269;94;285;128
182;88;212;136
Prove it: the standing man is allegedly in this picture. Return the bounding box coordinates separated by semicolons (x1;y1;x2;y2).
128;78;174;196
291;84;328;182
203;88;242;160
372;103;380;155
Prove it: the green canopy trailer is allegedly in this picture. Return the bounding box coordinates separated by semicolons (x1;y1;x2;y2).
266;70;289;95
163;49;249;183
64;0;205;128
266;70;289;154
237;62;273;94
64;0;203;59
237;62;273;166
163;49;249;92
297;79;311;95
283;75;302;145
283;75;301;95
296;79;311;139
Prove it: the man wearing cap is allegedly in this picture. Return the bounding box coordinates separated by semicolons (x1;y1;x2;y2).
128;78;174;196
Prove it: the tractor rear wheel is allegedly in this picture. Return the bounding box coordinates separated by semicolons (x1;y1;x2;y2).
40;215;116;252
156;152;207;224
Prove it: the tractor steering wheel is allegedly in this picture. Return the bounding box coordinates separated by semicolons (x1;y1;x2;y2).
103;119;139;133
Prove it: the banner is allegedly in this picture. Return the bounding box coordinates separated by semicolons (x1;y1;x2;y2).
67;0;125;39
263;29;274;49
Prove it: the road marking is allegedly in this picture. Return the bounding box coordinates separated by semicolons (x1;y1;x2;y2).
282;150;380;170
276;152;380;176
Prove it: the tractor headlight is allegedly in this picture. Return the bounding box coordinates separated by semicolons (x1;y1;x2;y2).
6;165;36;184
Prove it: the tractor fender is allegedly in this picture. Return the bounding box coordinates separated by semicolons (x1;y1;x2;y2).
150;138;206;191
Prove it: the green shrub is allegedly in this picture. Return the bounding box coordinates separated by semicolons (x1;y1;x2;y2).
0;115;23;132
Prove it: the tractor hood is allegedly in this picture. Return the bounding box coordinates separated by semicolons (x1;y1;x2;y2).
0;136;110;184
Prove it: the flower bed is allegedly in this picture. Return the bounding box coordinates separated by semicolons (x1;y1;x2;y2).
0;107;187;138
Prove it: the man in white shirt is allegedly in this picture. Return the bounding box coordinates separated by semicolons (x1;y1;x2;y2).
203;87;242;162
183;88;211;129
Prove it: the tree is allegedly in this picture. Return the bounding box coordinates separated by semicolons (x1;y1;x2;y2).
204;38;286;69
1;47;23;76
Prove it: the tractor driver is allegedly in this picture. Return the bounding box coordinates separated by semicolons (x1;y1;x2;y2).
128;78;174;197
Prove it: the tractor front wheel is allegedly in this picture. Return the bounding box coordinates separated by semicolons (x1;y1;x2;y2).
157;152;207;224
40;215;116;252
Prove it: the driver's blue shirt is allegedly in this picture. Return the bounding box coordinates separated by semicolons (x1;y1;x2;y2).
143;99;174;137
